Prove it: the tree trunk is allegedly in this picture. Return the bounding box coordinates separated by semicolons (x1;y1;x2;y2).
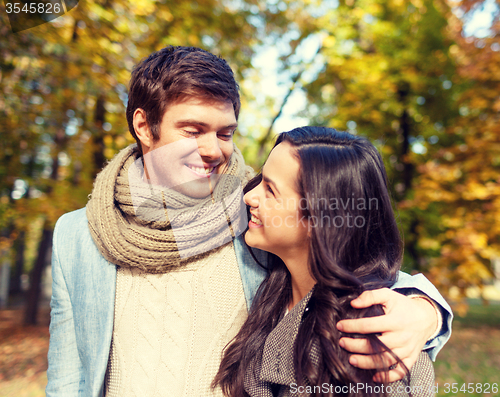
10;230;25;295
257;70;302;159
92;94;106;177
23;112;66;324
257;44;323;160
400;107;414;195
24;222;53;325
397;83;413;199
407;218;421;272
398;84;419;270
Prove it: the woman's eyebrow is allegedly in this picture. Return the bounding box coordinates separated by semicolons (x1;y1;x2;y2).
262;174;280;195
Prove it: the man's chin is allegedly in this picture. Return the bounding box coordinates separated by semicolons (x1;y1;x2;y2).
175;188;212;199
169;178;215;199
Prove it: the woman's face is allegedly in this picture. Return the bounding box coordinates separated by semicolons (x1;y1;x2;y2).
243;141;310;262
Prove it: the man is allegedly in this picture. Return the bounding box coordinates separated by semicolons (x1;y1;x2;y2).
46;46;452;397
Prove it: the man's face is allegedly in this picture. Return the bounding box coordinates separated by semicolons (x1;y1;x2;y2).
141;97;237;198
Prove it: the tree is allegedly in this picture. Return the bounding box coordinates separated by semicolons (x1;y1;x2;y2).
294;0;460;271
406;1;500;311
0;0;292;323
254;0;500;305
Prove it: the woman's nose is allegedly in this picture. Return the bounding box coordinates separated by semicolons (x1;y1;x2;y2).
243;188;258;207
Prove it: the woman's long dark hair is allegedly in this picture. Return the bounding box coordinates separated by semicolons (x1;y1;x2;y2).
213;127;404;396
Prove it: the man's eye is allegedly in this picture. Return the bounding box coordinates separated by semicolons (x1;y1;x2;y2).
218;131;234;140
184;130;201;136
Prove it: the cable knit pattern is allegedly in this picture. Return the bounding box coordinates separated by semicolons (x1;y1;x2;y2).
105;241;248;397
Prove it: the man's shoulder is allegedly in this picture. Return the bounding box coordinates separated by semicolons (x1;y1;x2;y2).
52;207;113;276
55;207;88;229
53;207;93;249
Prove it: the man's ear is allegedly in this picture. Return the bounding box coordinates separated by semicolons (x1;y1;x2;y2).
133;109;152;153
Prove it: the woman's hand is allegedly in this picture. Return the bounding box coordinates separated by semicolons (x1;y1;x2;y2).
336;288;439;382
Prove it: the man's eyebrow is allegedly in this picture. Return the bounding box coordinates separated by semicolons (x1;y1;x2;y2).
262;173;280;195
174;120;238;130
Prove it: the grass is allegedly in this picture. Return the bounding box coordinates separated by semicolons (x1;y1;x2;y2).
434;302;500;397
0;302;499;396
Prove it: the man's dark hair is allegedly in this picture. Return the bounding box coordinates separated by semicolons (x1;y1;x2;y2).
126;46;240;154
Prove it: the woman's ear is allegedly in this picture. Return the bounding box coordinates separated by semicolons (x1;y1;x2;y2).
133;109;152;154
306;217;312;238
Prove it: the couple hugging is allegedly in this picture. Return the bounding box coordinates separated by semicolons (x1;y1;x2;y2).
46;46;452;397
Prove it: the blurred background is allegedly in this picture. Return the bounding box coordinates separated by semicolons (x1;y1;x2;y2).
0;0;499;395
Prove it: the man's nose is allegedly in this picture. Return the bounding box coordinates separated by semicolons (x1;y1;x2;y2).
197;133;222;160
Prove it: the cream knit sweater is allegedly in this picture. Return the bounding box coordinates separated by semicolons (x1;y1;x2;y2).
105;241;247;396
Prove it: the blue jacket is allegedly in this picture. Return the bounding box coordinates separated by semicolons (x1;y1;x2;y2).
46;208;452;397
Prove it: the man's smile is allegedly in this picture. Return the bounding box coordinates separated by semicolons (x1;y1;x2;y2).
186;164;217;177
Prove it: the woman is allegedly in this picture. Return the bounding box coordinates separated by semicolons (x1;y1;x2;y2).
213;127;434;396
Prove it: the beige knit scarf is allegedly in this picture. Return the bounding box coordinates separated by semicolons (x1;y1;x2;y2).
87;144;254;273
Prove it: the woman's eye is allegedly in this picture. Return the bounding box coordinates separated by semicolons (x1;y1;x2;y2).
266;184;274;196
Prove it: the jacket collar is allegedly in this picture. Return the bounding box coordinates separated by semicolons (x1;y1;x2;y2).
259;288;315;386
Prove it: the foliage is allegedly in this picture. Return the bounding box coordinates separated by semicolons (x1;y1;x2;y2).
405;1;500;302
259;0;500;301
0;0;289;240
0;0;499;306
0;0;291;322
291;0;463;274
